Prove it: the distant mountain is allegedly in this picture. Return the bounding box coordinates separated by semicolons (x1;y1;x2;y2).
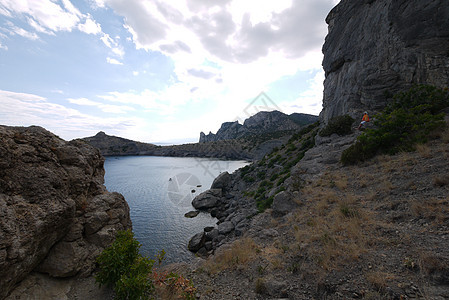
81;111;319;160
199;111;318;143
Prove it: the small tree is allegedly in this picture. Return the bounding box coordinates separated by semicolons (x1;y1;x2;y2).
96;230;154;299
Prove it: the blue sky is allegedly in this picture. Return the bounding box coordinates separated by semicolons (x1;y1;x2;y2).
0;0;339;144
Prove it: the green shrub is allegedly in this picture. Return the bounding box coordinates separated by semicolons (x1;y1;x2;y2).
341;85;449;165
257;195;274;212
319;115;355;137
115;256;155;300
96;230;154;299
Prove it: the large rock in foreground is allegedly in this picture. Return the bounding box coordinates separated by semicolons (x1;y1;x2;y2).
321;0;449;122
0;126;132;299
192;189;222;210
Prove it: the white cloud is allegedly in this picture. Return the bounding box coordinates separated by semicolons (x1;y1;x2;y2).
97;0;335;125
280;70;325;116
78;15;102;35
5;21;39;40
0;90;142;140
0;42;7;50
106;57;123;65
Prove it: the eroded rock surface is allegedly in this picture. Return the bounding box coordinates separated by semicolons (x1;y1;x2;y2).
0;126;131;299
321;0;449;122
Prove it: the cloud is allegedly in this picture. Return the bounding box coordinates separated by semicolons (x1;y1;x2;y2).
78;15;102;35
97;0;335;123
102;0;334;63
280;70;325;116
68;97;135;114
0;0;106;38
0;90;142;140
0;42;8;50
187;68;215;79
5;21;39;40
106;57;123;65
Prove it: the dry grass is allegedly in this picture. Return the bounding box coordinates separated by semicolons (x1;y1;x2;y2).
418;252;449;276
443;127;449;143
289;185;368;270
433;175;449;187
203;237;258;274
411;197;449;225
416;144;432;158
365;271;396;291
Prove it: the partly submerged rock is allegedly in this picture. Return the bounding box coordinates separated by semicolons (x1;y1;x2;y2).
192;189;222;210
188;232;206;252
184;211;200;218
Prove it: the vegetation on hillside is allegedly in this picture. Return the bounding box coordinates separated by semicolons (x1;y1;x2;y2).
96;230;195;300
342;85;449;165
240;121;320;212
319;114;354;137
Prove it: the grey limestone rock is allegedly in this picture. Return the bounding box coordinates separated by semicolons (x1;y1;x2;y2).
321;0;449;123
188;232;206;252
218;221;235;235
0;125;132;299
191;189;222;210
210;171;232;191
271;191;299;217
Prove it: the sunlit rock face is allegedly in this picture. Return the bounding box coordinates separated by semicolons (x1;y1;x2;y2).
321;0;449;122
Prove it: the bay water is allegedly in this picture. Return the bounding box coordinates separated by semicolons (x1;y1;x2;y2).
104;156;249;263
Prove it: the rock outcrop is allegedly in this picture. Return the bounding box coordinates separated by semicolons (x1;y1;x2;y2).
0;126;132;299
199;111;318;143
82;131;158;156
321;0;449;123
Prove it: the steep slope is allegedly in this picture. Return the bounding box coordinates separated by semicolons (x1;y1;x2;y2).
0;126;131;299
184;129;449;299
321;0;449;122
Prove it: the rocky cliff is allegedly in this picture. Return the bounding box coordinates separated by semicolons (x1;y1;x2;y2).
199;111;318;143
321;0;449;122
0;126;132;299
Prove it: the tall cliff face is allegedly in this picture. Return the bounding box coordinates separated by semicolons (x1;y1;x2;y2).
321;0;449;122
0;126;132;299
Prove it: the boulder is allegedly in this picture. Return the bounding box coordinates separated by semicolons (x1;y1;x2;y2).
218;221;235;235
192;189;222;210
210;172;232;191
188;232;206;252
184;211;200;218
205;229;219;241
271;191;299;217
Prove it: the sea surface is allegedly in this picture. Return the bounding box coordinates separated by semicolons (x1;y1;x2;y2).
104;156;249;263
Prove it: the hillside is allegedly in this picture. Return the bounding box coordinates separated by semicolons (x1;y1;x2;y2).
176;117;449;299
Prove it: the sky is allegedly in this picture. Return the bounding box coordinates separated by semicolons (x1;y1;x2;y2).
0;0;339;144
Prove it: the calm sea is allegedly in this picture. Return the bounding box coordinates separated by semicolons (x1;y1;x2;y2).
104;156;249;263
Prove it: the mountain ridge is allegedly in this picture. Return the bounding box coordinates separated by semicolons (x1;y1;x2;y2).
199;111;318;143
81;110;318;160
